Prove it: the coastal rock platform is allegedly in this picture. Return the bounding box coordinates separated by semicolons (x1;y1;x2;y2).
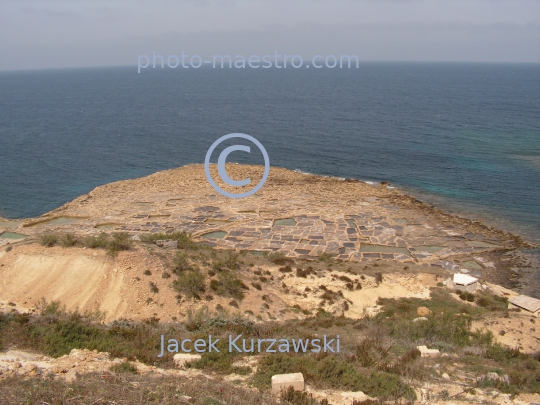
0;164;527;269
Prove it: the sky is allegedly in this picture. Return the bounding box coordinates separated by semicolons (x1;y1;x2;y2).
0;0;539;71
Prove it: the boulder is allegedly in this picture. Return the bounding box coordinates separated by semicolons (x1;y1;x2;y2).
156;240;178;249
64;369;79;383
340;391;371;401
271;372;304;394
417;307;432;316
51;365;66;374
413;317;428;323
173;354;201;368
22;363;38;375
417;345;440;357
486;372;499;380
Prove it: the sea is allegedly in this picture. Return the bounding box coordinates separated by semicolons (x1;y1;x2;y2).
0;63;539;247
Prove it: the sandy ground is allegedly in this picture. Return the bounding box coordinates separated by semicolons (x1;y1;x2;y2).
0;242;443;323
472;312;540;353
0;244;172;322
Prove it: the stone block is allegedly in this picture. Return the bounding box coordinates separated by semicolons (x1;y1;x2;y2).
173;354;201;368
417;345;440;357
340;391;371;401
156;240;178;249
271;372;304;394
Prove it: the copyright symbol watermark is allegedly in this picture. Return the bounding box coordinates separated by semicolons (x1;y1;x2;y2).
204;133;270;199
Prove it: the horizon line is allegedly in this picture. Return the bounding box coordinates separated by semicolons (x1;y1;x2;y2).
1;60;540;74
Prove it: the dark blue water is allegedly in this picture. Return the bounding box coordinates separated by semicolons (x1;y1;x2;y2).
1;63;539;242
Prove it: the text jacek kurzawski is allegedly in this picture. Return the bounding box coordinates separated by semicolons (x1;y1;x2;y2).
158;334;340;357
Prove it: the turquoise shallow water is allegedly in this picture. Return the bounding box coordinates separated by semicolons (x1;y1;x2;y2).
0;63;539;244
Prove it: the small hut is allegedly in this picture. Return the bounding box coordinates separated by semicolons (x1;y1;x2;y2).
451;274;478;293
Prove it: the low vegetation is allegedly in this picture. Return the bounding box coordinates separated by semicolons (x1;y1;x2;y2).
38;231;132;256
173;269;206;299
140;231;199;250
40;234;58;247
59;233;78;247
106;232;132;256
0;374;280;405
173;251;195;273
84;232;109;249
209;271;247;300
3;232;539;401
110;361;138;374
212;252;242;271
253;353;416;401
268;251;294;265
0;286;539;399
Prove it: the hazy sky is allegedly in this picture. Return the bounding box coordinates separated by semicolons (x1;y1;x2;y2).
1;0;539;70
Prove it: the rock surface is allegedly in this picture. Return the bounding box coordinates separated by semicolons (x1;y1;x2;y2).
271;372;304;394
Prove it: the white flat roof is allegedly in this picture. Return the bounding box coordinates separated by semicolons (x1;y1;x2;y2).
509;295;540;313
453;273;478;286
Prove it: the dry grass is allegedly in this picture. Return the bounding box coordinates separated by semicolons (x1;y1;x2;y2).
0;373;280;405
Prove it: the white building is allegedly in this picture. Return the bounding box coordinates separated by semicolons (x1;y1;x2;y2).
450;273;478;292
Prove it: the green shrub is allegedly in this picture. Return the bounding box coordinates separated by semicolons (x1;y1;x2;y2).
251;354;317;389
317;253;333;263
279;265;292;273
81;232;132;256
149;282;159;294
187;338;248;375
107;232;131;256
268;252;294;265
173;269;205;299
438;389;450;400
476;292;508;311
42;319;103;357
140;231;198;250
110;361;138;374
209;271;245;300
84;233;109;249
60;234;78;247
458;291;475;302
173;252;189;272
5;245;12;252
486;344;522;363
280;386;319;405
37;299;65;316
252;354;415;401
470;329;494;346
212;252;241;271
296;268;314;278
40;234;58;247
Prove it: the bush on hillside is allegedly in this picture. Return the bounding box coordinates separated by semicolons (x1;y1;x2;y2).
172;269;205;299
40;234;58;247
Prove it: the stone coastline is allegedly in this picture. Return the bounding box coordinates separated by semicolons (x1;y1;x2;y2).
0;164;535;290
